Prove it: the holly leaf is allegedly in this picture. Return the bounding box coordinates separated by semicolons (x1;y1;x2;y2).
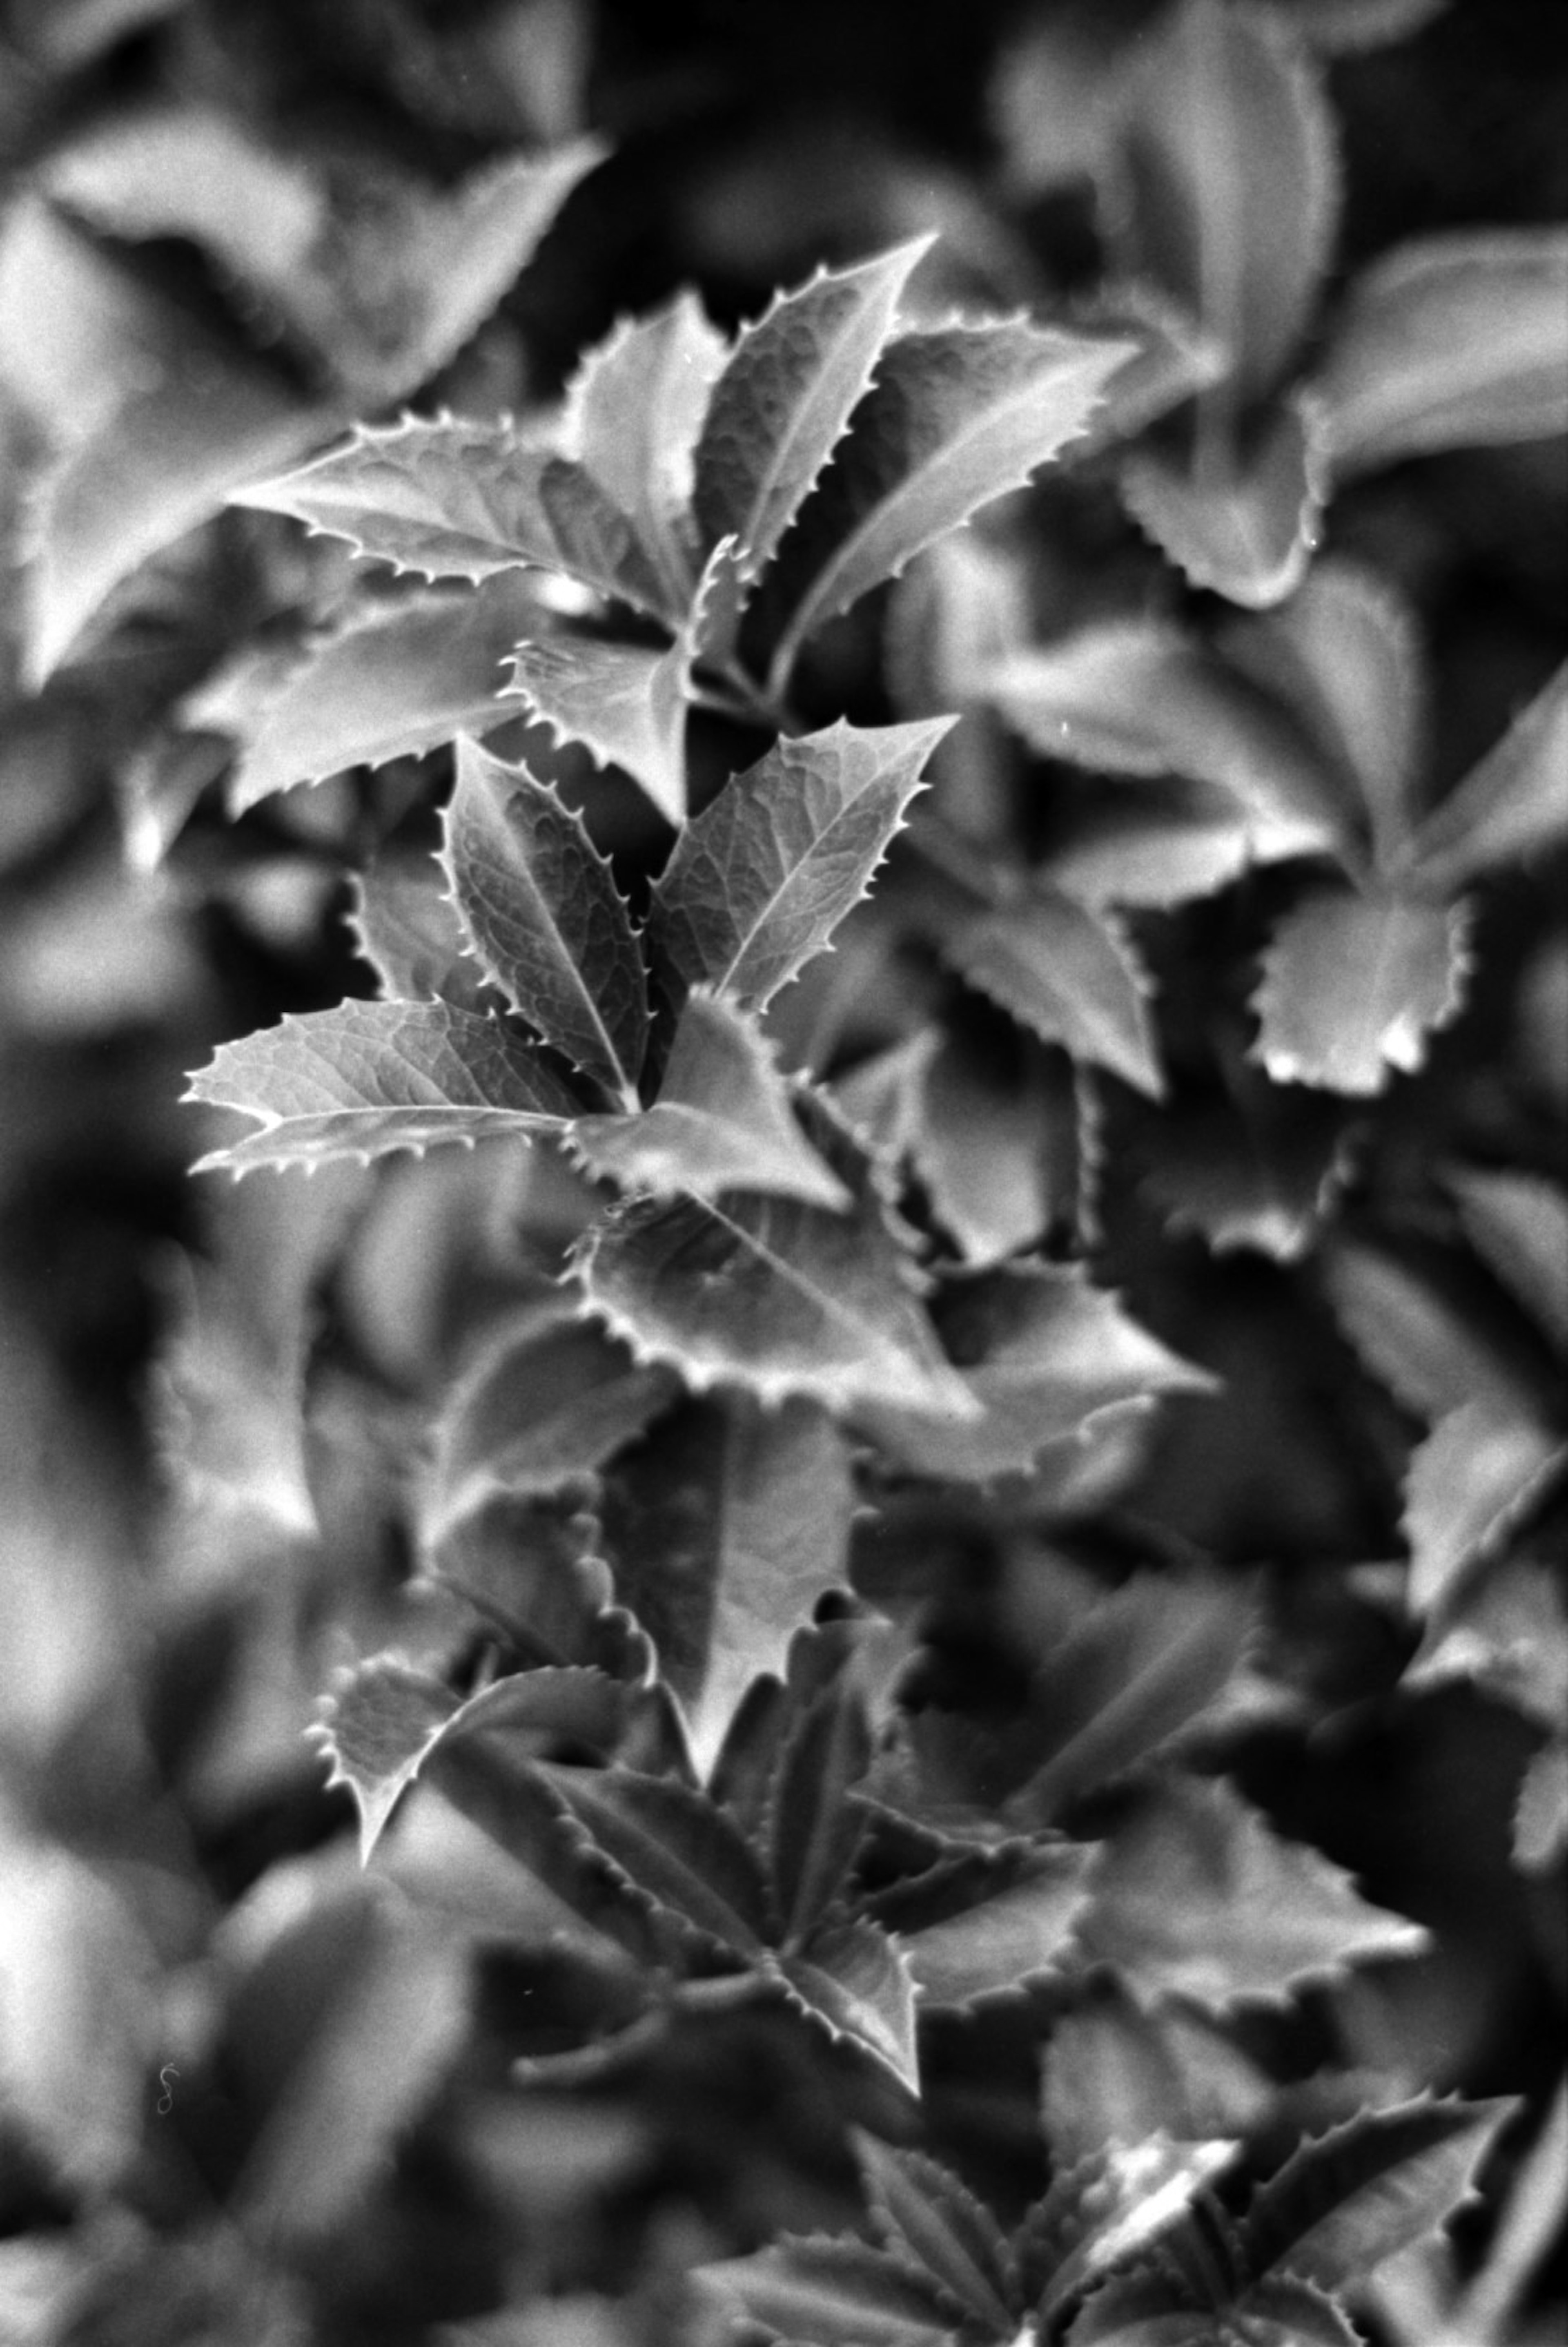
776;1917;922;2092
1447;1166;1568;1353
563;290;729;614
855;2134;1019;2334
443;736;648;1106
185;999;582;1175
940;889;1164;1097
235;418;668;615
534;1762;773;1961
1106;0;1339;403
1400;1400;1568;1616
1074;1778;1428;2010
427;1493;652;1684
506;629;691;825
573;1095;979;1417
1043;1988;1275;2161
696;2233;958;2347
984;621;1348;861
769;1677;875;1946
859;1262;1215;1484
349;848;494;1013
1314;227;1568;476
764;319;1135;689
1137;1077;1361;1262
692;236;931;583
1118;393;1328;611
571;992;851;1210
1515;1738;1568;1872
1069;2267;1363;2346
899;1845;1098;2007
1251;885;1472;1094
1403;659;1568;890
1238;2095;1515;2295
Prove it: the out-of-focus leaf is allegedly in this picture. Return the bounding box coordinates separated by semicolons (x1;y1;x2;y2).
1069;2266;1364;2345
648;718;952;1011
1138;1078;1360;1261
1119;393;1328;611
1515;1739;1568;1872
1074;1777;1428;2009
1447;1167;1568;1353
349;848;494;1013
775;1916;921;2091
1075;289;1229;453
855;2134;1019;2333
227;576;543;812
1324;1237;1530;1421
443;736;648;1105
899;1845;1097;2006
1107;0;1339;402
1403;660;1568;889
185;1000;582;1175
1043;1988;1275;2160
1401;1400;1568;1616
765;320;1134;687
1251;885;1472;1094
692;238;931;581
696;2233;956;2346
1314;228;1568;475
1265;0;1452;48
941;889;1163;1096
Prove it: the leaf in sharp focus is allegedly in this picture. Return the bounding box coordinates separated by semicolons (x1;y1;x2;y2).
1238;2095;1515;2295
597;1392;855;1776
443;735;648;1104
573;1098;980;1419
564;290;729;615
533;1763;771;1961
506;631;690;826
777;1916;922;2092
853;2133;1019;2334
984;622;1349;861
1137;1078;1361;1263
764;319;1136;689
1029;2139;1246;2331
858;1262;1215;1485
234;418;668;614
1118;393;1328;612
422;1294;680;1543
695;2235;958;2347
647;716;953;1014
185;999;582;1176
692;236;932;583
769;1678;876;1947
317;1655;624;1861
1402;659;1568;890
1073;1776;1428;2011
1107;0;1339;404
227;576;544;813
1400;1400;1568;1617
1221;559;1425;868
1251;884;1472;1095
941;889;1164;1097
1314;227;1568;476
899;1845;1098;2008
571;991;850;1210
349;849;494;1013
1447;1166;1568;1354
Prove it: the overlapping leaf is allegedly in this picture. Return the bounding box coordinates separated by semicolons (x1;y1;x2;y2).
940;888;1163;1096
1251;885;1472;1094
1119;392;1329;611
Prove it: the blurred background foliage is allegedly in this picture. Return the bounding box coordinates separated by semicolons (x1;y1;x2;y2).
0;1;1564;2342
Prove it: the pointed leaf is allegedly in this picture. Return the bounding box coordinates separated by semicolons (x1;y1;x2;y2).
692;237;932;581
777;1917;922;2091
1137;1078;1360;1261
185;999;581;1175
428;1494;651;1683
1403;659;1568;888
942;889;1163;1096
564;290;729;612
1315;228;1568;475
1252;884;1472;1093
575;1099;979;1419
854;2134;1018;2332
648;717;951;1013
349;850;494;1013
1074;290;1230;453
770;1678;875;1945
1043;1990;1274;2162
696;2234;957;2347
1401;1400;1568;1616
984;622;1349;859
536;1762;772;1961
900;1845;1097;2006
1108;0;1339;401
1239;2096;1515;2292
766;319;1134;685
1324;1237;1528;1421
443;736;648;1104
1033;2138;1245;2325
1075;1778;1428;2010
1045;784;1273;910
1119;394;1328;611
1448;1167;1568;1352
235;418;668;614
571;992;851;1209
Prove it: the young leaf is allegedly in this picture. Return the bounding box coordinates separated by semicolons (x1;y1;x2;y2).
573;1099;979;1418
534;1762;772;1961
1074;1777;1427;2010
564;291;729;614
226;577;544;813
765;320;1135;688
855;2134;1019;2334
1401;1400;1568;1616
1251;885;1472;1094
775;1916;922;2092
692;237;931;581
696;2233;958;2347
1238;2096;1515;2295
940;889;1164;1097
571;992;850;1209
235;419;668;616
647;717;953;1012
185;1000;582;1176
769;1678;875;1946
506;629;691;825
899;1845;1098;2007
1447;1167;1568;1353
443;736;648;1105
1107;0;1339;403
1118;393;1328;611
1314;228;1568;476
1403;659;1568;889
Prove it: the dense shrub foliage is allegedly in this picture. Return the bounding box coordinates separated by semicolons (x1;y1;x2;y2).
0;2;1564;2343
